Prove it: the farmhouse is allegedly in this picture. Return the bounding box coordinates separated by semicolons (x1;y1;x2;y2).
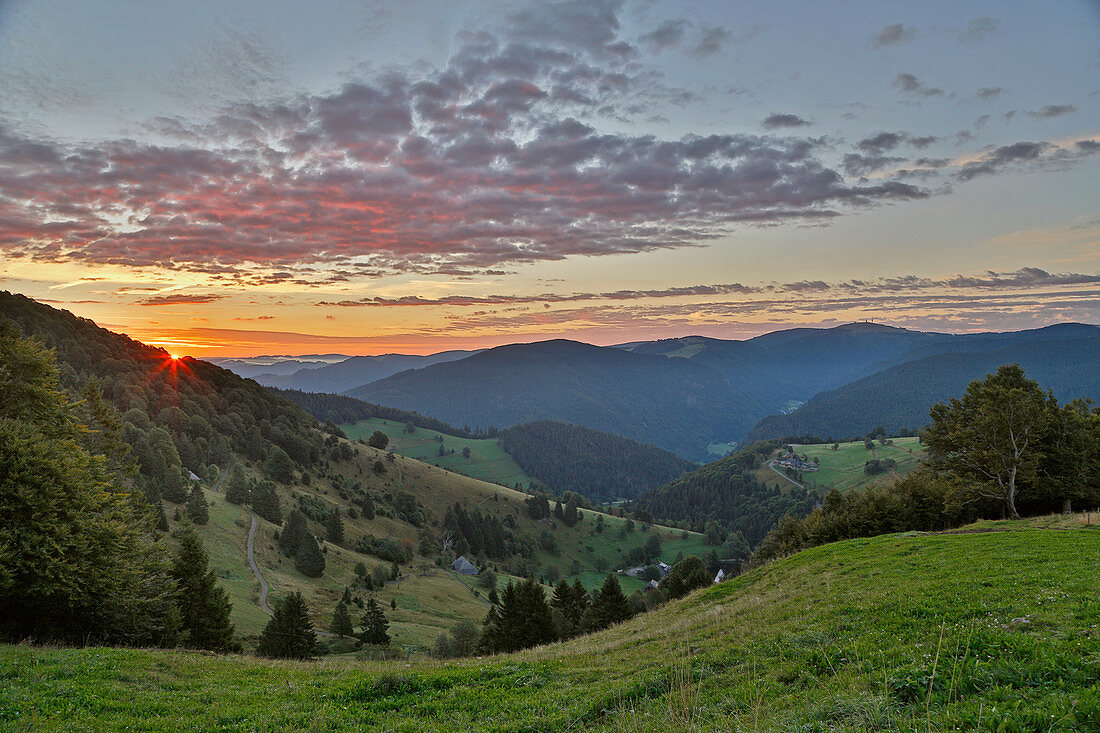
451;556;479;576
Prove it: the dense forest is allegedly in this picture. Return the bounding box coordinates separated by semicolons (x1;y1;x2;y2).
0;293;326;515
274;388;475;437
631;439;821;547
497;420;696;501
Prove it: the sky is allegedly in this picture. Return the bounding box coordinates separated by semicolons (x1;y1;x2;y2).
0;0;1097;356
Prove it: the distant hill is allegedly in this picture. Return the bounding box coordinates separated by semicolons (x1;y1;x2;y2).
747;329;1100;441
207;355;349;378
347;339;764;459
252;350;480;393
622;322;938;414
496;420;698;501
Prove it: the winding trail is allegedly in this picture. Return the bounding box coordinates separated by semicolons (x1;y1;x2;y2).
246;509;273;616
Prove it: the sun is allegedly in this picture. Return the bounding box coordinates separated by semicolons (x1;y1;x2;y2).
169;353;180;361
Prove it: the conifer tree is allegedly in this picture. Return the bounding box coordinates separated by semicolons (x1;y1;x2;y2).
171;523;238;652
295;533;325;577
185;482;209;525
223;466;250;505
360;598;391;645
250;480;282;524
586;574;633;631
326;510;345;545
330;599;354;637
279;510;308;556
257;592;317;659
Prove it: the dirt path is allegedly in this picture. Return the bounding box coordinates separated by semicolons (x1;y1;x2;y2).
246;508;273;616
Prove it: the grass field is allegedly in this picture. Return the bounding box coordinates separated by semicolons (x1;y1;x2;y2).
4;515;1097;731
340;418;535;489
760;437;926;493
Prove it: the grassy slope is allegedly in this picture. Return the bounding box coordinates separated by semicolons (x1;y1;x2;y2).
758;437;926;493
340;418;535;488
3;516;1097;731
180;434;708;648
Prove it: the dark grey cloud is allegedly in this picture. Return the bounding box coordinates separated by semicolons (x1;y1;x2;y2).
960;17;999;43
690;27;733;57
138;293;225;306
762;113;811;129
894;73;943;97
1029;104;1077;119
870;24;917;48
640;20;686;52
976;86;1003;100
857;132;907;153
957;141;1048;181
843;153;905;177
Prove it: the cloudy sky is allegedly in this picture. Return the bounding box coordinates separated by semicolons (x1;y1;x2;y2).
1;0;1097;355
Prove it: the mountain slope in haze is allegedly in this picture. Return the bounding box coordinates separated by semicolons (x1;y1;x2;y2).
624;322;938;414
9;520;1096;730
747;329;1100;441
207;355;348;379
347;339;764;459
253;350;480;393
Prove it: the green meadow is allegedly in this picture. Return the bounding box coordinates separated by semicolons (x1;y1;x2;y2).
4;515;1097;731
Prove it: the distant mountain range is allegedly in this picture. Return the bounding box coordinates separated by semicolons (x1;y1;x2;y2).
212;321;1100;460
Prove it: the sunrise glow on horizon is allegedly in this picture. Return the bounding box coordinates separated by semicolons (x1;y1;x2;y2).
1;1;1097;357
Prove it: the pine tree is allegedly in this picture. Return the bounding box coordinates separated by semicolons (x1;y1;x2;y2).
185;481;209;525
257;592;317;659
223;466;250;505
250;480;282;524
330;600;354;637
279;510;308;556
295;533;325;578
326;511;345;545
360;598;391;645
586;574;633;631
171;523;238;652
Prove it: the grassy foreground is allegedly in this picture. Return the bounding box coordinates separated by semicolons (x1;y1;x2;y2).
2;520;1098;731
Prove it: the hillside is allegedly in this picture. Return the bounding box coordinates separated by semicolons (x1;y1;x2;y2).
347;339;764;459
748;333;1100;441
4;519;1097;730
0;293;710;648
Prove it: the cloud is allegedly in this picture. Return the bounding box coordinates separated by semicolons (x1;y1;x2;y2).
960;17;999;43
893;73;943;97
640;19;686;52
1028;104;1076;119
976;86;1003;100
870;24;917;48
762;113;811;129
950;139;1100;181
137;293;225;306
856;132;908;153
690;27;733;57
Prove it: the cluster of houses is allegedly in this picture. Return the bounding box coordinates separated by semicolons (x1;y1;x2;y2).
773;453;818;472
621;561;726;589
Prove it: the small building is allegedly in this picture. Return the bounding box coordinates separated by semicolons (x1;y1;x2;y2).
645;579;660;591
451;556;479;576
713;568;726;584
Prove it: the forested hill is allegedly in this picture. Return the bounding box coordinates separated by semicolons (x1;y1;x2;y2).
747;332;1100;442
0;292;326;501
496;421;697;501
631;440;820;547
347;339;763;460
273;388;473;436
624;322;936;414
